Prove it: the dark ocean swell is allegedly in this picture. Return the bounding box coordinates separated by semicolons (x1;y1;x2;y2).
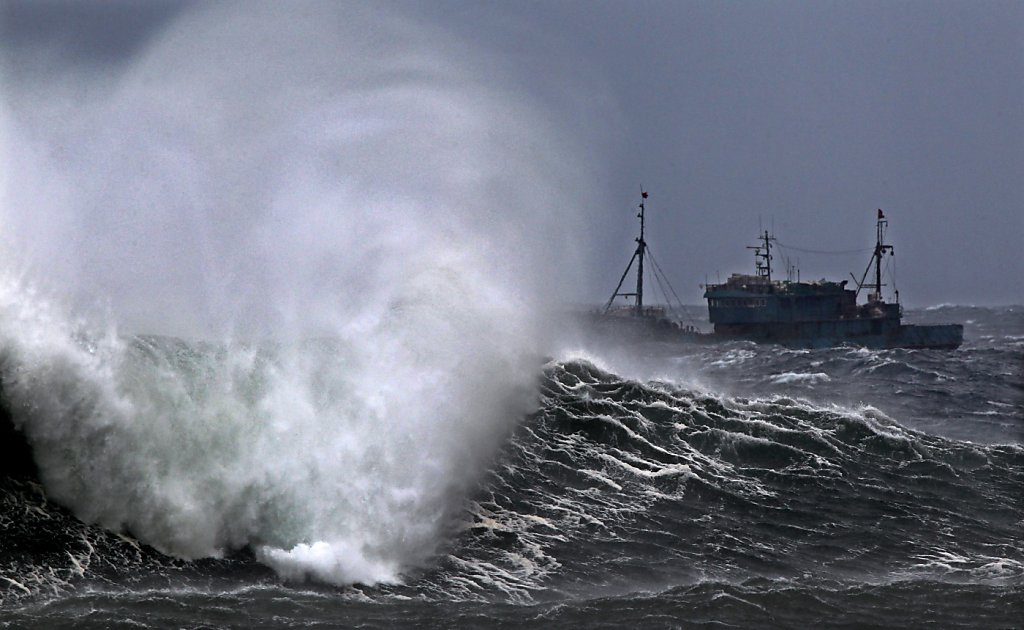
417;358;1024;604
2;306;1023;628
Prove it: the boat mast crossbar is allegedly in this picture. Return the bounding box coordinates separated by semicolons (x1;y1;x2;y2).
747;230;775;282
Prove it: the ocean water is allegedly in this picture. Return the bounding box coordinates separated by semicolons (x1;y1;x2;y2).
1;305;1021;628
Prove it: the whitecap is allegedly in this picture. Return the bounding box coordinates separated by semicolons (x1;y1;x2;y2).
768;372;831;385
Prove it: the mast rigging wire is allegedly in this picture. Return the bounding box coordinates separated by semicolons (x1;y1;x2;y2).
774;241;872;256
646;245;701;328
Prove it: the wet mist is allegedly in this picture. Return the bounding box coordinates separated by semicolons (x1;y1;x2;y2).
2;1;597;338
0;2;607;584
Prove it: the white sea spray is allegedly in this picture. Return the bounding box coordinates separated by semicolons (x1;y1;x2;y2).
0;2;608;586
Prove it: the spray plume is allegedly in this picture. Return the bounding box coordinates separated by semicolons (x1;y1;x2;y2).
0;2;601;584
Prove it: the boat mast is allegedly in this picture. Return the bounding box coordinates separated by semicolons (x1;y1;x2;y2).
635;190;647;316
855;209;894;302
602;190;650;315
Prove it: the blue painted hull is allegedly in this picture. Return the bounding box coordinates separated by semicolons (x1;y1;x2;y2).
702;277;963;349
584;313;964;350
712;322;964;349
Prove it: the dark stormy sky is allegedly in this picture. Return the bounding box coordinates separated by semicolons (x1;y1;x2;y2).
1;0;1021;319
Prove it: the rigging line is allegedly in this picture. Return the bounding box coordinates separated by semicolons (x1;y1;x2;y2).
892;255;897;293
603;250;638;313
884;256;897;295
775;241;873;255
645;246;682;308
650;263;671;307
644;252;671;311
650;266;679;322
646;246;700;327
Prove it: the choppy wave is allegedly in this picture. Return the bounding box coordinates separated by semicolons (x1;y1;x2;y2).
1;307;1022;628
407;357;1023;602
0;268;538;592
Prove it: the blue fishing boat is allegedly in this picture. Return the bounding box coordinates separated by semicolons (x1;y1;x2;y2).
703;210;963;349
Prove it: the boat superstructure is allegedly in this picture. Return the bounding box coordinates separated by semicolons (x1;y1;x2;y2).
702;210;963;349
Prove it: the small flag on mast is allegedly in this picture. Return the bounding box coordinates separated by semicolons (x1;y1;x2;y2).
877;208;885;219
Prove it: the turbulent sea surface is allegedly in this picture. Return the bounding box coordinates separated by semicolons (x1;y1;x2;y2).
1;305;1022;628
